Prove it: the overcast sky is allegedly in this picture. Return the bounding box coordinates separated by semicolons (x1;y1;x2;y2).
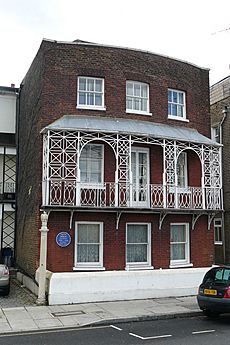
0;0;229;87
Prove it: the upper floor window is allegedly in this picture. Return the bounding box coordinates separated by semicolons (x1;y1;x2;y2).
211;126;220;143
214;218;222;244
168;89;186;120
79;144;104;184
126;81;151;115
77;77;105;110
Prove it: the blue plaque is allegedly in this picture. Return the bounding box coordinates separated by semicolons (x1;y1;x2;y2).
56;232;71;248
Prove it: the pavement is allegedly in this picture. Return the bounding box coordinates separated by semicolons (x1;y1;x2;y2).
0;277;202;334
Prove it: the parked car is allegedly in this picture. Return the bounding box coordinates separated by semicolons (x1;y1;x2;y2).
0;264;10;296
197;266;230;317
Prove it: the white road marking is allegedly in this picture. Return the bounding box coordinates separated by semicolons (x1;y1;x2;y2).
110;325;123;331
192;330;216;334
129;332;172;340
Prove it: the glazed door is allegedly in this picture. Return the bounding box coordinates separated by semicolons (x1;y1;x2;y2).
131;148;149;207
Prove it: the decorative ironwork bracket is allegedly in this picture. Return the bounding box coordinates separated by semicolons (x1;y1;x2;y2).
191;213;205;230
208;212;217;231
116;212;122;230
69;210;74;230
159;212;167;230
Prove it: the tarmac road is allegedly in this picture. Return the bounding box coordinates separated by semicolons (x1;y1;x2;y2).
0;316;230;345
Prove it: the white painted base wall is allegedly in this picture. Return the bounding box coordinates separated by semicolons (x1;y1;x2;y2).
48;267;211;305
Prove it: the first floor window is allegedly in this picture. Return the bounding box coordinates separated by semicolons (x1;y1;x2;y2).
214;218;222;244
77;76;105;109
170;223;189;266
168;89;186;119
126;81;150;114
79;144;103;184
126;223;151;268
75;222;103;268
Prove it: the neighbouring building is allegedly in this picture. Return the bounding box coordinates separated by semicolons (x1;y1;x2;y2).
210;76;230;264
0;85;17;265
16;39;222;304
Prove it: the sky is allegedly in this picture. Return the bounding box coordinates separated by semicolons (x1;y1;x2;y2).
0;0;230;87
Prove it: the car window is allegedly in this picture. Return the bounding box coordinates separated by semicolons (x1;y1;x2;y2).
203;268;230;285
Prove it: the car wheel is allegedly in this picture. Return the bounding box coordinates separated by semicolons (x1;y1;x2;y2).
203;310;219;318
2;284;10;296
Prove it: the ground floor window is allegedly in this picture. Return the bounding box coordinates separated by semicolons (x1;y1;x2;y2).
126;223;152;269
74;222;103;269
214;218;222;244
170;223;190;267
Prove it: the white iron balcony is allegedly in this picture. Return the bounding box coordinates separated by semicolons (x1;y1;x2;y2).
45;181;222;211
0;182;15;194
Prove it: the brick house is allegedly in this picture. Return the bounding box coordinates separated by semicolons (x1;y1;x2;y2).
16;39;222;304
0;85;17;265
210;76;230;264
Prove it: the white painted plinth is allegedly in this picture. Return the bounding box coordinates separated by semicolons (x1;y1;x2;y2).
48;267;210;305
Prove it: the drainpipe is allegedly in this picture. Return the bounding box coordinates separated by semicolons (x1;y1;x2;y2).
36;211;49;305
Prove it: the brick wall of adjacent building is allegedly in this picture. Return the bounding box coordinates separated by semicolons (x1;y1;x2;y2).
17;39;211;276
210;94;230;263
16;44;45;276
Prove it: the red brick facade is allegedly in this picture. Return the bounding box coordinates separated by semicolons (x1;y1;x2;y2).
45;212;213;273
16;39;215;277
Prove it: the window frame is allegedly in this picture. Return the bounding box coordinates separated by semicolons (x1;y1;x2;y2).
131;147;150;207
126;81;151;115
211;126;220;143
168;88;187;121
125;223;153;270
77;76;106;110
214;218;223;245
176;152;188;189
170;223;191;267
74;221;104;270
79;143;104;187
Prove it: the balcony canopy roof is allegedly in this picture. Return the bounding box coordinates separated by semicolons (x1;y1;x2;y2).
43;115;219;146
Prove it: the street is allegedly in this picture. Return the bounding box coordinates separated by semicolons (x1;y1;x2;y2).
0;315;230;345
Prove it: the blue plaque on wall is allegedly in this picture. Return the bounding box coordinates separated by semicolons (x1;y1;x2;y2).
56;232;71;248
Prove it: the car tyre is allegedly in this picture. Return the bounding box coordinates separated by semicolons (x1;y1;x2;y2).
2;284;10;296
203;310;219;318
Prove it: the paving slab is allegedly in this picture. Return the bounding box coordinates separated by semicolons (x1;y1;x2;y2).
8;318;38;332
34;318;63;329
0;289;202;334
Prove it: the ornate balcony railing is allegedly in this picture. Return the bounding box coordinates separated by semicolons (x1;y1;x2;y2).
45;180;222;211
0;182;16;194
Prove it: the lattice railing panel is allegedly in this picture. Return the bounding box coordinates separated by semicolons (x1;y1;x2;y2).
2;211;15;249
164;140;176;185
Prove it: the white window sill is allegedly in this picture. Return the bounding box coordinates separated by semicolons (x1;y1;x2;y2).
125;265;154;271
214;242;223;245
126;110;152;116
169;263;193;269
76;105;106;111
168;115;189;122
73;266;105;271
